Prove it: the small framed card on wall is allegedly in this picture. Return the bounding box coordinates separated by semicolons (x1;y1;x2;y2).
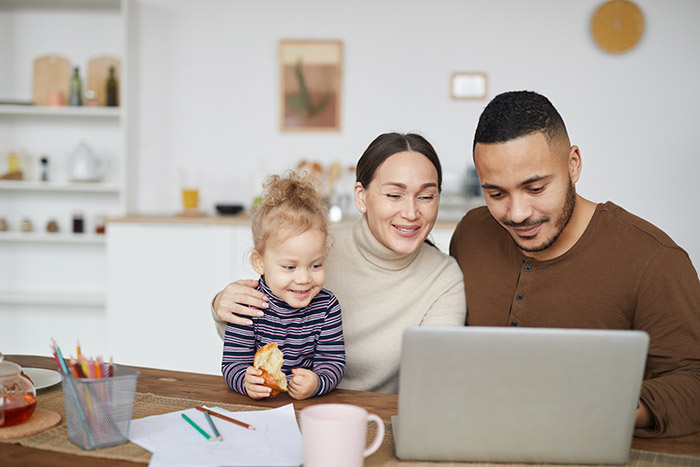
279;40;343;132
450;72;488;100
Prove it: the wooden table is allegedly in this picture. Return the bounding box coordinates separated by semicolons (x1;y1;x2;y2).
1;355;699;466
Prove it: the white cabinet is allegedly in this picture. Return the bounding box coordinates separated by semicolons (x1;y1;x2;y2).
0;0;130;354
105;219;256;375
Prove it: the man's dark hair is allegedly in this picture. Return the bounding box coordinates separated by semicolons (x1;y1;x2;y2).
473;90;569;152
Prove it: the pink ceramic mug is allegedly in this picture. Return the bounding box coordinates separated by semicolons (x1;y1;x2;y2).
301;403;385;467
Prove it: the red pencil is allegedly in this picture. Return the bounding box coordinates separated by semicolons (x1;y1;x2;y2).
50;343;62;371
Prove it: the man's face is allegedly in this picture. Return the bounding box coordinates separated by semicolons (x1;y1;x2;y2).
474;132;581;260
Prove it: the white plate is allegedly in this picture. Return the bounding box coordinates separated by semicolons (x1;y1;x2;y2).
22;367;62;390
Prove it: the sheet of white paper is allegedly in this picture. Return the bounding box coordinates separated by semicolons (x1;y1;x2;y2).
128;403;302;467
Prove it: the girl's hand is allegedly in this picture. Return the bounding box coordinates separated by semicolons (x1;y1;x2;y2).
244;366;273;399
287;368;319;400
213;280;269;326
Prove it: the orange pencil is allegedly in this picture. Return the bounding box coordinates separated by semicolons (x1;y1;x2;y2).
69;358;81;377
195;406;255;430
96;356;104;378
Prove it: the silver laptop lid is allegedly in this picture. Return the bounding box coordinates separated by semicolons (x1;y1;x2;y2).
395;326;649;464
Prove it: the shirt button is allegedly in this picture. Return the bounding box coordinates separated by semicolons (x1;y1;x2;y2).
510;321;518;327
516;293;523;301
524;265;532;272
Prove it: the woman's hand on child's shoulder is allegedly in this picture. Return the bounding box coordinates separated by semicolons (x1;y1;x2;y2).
214;280;269;326
244;366;273;399
287;368;319;400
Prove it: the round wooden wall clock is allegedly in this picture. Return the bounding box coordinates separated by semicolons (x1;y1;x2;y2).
591;0;645;54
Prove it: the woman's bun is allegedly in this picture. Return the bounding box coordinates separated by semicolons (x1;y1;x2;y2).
254;342;288;397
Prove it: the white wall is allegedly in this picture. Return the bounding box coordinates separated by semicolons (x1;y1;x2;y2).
128;0;700;269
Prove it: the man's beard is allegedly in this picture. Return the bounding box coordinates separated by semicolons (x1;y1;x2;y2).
504;180;577;253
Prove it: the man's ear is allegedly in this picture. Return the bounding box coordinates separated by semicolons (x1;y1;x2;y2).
250;249;265;275
568;145;582;184
354;181;367;214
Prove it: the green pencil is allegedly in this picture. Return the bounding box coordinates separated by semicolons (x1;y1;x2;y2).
203;411;223;441
181;413;212;441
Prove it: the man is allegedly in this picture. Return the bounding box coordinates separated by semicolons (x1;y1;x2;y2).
450;90;700;438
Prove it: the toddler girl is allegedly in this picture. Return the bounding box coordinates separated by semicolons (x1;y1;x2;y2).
221;171;345;399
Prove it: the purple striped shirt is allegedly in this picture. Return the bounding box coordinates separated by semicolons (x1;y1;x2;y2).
222;276;346;397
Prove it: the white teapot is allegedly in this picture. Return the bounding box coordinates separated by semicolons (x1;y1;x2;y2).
68;141;106;182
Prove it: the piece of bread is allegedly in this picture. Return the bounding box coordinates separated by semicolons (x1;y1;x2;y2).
254;342;287;397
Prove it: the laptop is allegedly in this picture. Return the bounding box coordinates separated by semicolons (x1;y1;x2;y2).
393;326;649;465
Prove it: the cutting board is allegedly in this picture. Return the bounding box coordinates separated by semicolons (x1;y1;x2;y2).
32;54;71;106
87;55;121;106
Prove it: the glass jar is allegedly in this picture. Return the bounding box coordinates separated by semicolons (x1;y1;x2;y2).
20;218;33;232
72;212;84;234
0;360;37;427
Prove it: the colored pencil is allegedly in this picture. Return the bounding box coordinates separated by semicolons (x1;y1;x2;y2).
195;406;255;431
51;339;97;448
203;411;222;441
181;413;212;441
69;359;82;378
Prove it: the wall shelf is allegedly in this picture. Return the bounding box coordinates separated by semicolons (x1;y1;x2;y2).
0;292;104;307
0;232;106;243
0;104;121;118
0;181;120;193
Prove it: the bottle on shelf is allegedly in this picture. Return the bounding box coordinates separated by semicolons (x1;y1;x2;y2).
70;67;83;106
106;66;118;107
1;152;23;180
40;156;49;182
72;212;84;234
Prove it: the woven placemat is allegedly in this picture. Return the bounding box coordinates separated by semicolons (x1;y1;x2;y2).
1;385;698;466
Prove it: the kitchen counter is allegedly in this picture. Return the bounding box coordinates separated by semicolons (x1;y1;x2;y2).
109;214;461;230
109;213;253;226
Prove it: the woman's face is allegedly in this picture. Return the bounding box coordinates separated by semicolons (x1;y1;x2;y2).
354;151;440;255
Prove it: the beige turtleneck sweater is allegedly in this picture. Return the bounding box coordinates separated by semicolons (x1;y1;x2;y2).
214;216;467;394
324;217;466;393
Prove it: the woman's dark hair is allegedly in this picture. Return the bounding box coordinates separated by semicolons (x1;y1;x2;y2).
356;132;442;192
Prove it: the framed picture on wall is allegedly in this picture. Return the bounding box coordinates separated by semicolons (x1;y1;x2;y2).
279;40;342;132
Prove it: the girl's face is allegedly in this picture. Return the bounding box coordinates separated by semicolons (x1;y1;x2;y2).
251;228;327;308
354;151;440;255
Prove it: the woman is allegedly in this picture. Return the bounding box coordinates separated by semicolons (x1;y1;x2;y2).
212;132;466;393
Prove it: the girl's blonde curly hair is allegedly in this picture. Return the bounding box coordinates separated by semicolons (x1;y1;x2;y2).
251;170;329;253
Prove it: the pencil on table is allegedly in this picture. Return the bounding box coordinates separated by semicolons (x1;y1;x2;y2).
195;406;255;431
181;413;212;441
203;411;223;441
